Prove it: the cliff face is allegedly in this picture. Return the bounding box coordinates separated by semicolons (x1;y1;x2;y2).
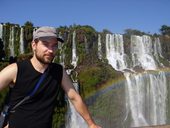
1;23;170;63
0;24;123;97
1;23;170;128
0;23;170;97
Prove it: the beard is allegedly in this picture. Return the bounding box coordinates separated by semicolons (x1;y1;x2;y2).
35;52;55;64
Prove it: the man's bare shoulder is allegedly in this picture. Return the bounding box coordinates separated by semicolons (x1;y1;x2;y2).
0;63;17;90
0;63;17;73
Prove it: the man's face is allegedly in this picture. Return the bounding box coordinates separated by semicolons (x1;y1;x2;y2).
33;37;58;64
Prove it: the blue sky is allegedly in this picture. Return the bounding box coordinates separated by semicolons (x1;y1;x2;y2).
0;0;170;34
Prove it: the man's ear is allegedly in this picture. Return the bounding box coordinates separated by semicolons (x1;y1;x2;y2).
31;41;36;52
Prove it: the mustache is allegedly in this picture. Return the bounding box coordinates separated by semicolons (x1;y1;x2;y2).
45;53;55;57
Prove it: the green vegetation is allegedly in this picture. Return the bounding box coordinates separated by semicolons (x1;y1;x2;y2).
0;21;170;127
78;63;123;98
160;25;170;35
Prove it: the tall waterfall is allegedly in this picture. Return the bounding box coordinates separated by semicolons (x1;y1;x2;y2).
98;34;102;59
71;31;78;68
58;41;65;66
9;26;15;57
105;34;168;127
66;31;88;128
131;35;158;70
1;23;169;127
66;82;88;128
106;34;128;71
0;24;25;57
19;27;24;54
0;24;3;40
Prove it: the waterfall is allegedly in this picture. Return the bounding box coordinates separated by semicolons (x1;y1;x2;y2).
1;23;169;127
71;31;78;68
9;26;15;57
59;42;65;66
105;34;168;127
131;35;157;70
66;31;87;128
153;38;164;66
19;27;24;54
66;82;88;128
0;24;3;40
57;32;65;66
124;71;167;127
106;34;128;71
98;34;102;59
3;24;7;49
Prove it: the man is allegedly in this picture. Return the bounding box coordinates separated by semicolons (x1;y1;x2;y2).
0;26;101;128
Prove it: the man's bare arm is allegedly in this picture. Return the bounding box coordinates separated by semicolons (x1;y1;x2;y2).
0;63;17;91
61;68;101;128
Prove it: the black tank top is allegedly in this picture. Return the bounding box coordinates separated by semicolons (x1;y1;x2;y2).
8;59;63;128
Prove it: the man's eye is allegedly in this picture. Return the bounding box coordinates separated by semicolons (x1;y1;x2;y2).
42;42;49;46
53;44;58;47
52;45;58;49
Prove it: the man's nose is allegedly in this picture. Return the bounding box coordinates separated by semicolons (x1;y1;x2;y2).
47;46;57;52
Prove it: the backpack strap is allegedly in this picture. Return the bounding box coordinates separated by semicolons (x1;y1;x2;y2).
10;68;48;112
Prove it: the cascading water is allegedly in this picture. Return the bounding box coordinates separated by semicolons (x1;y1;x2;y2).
71;31;78;68
19;27;24;54
105;34;168;127
124;71;167;127
153;37;164;65
57;32;65;66
106;34;128;71
9;26;15;57
3;24;7;49
1;24;169;127
0;24;26;57
0;24;3;40
58;41;65;66
98;34;102;60
65;31;88;128
131;35;158;70
66;82;88;128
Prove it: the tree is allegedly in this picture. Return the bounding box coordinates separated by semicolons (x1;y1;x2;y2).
124;29;146;36
23;21;34;53
102;29;112;34
160;25;170;35
24;21;34;41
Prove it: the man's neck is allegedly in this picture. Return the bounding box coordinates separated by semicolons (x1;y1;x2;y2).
30;57;48;73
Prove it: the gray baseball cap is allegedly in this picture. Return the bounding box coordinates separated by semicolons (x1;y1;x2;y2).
33;26;64;43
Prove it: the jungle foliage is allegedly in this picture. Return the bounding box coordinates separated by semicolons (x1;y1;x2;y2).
0;22;170;127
